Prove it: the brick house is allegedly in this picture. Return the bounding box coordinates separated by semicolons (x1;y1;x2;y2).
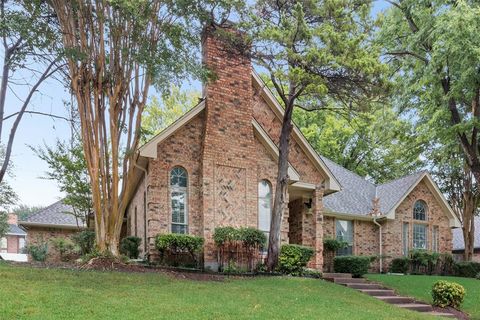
126;24;460;271
19;200;86;261
0;214;27;262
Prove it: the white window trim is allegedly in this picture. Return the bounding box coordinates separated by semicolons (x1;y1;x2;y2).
170;167;188;234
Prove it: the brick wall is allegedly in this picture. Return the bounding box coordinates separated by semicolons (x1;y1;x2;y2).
6;235;20;254
126;175;147;256
26;227;79;261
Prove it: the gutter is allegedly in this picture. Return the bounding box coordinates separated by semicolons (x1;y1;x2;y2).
18;222;86;230
372;215;383;273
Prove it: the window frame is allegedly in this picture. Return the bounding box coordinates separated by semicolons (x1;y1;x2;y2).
170;166;188;234
258;179;272;247
413;200;428;221
432;225;439;252
413;223;428;250
336;219;354;256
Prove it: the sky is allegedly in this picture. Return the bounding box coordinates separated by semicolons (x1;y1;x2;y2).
2;0;391;209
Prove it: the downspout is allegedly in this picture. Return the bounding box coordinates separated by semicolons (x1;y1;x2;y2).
134;162;148;259
373;215;383;273
373;188;383;273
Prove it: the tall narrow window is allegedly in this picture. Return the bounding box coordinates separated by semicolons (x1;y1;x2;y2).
413;200;427;221
413;224;428;249
336;220;353;256
170;167;188;234
19;237;25;252
432;226;439;252
402;222;409;256
258;180;272;243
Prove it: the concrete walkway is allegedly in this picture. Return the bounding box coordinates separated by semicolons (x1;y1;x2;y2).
322;273;457;318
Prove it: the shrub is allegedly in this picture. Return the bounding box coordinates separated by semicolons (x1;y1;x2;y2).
323;238;348;252
72;230;95;255
120;236;142;259
155;233;204;266
334;256;373;277
390;257;410;274
454;261;480;278
25;242;48;262
476;272;480;280
410;249;440;275
213;227;266;272
50;237;75;261
278;244;314;276
432;280;465;308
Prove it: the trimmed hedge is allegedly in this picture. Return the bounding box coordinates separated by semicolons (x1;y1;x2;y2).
390;257;409;274
432;280;465;308
213;227;266;248
120;236;142;259
454;261;480;278
334;256;373;277
278;244;315;276
155;233;204;263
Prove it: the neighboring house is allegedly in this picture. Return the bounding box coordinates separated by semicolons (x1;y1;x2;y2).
19;200;86;255
452;216;480;262
0;214;27;262
125;24;460;271
321;158;459;271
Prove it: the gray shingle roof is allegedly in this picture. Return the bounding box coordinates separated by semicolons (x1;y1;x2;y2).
452;216;480;251
321;156;426;216
20;200;84;227
7;224;26;236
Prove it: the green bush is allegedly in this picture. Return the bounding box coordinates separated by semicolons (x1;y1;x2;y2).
334;256;373;277
213;227;266;248
476;272;480;280
432;280;465;308
323;238;348;252
72;230;95;255
155;233;204;264
390;257;410;274
25;242;48;262
454;261;480;278
278;244;314;276
120;236;142;259
50;237;75;261
410;249;440;274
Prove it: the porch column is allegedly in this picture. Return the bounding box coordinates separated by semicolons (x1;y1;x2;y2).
313;184;324;270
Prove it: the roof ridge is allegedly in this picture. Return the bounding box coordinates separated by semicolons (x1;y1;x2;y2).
22;199;64;221
376;170;427;188
320;155;375;185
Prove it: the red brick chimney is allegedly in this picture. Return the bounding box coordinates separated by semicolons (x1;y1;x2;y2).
7;213;17;225
200;23;257;267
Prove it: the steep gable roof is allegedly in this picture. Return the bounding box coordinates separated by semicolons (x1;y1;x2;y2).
20;200;85;229
321;156;376;215
321;157;460;227
452;216;480;251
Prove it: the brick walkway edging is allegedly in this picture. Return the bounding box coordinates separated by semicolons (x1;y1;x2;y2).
322;273;458;319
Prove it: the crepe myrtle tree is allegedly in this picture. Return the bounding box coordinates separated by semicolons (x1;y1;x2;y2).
46;0;243;256
242;0;385;271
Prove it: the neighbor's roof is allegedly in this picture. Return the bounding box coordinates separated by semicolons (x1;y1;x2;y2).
7;224;26;236
321;156;459;227
452;216;480;251
19;200;85;229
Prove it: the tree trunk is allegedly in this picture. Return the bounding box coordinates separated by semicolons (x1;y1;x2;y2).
462;190;476;261
266;101;294;271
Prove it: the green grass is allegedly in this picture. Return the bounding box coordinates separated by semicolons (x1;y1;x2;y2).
0;263;438;320
367;274;480;319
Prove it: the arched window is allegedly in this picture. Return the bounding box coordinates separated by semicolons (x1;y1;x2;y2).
413;200;427;221
258;180;272;240
170;167;188;234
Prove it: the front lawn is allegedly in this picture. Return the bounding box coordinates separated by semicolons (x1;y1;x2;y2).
0;263;438;320
367;274;480;319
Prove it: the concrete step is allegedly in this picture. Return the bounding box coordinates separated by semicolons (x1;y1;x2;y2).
376;296;415;304
359;289;395;296
334;278;366;284
396;303;433;312
345;283;385;290
423;311;456;318
322;273;352;279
